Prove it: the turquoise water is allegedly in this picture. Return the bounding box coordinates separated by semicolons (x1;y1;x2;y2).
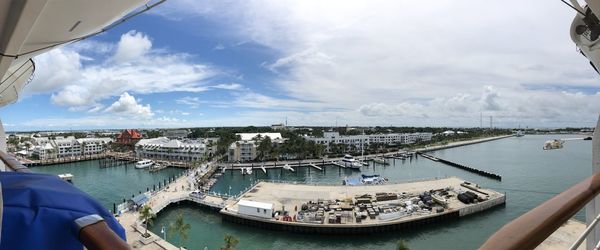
149;135;592;250
29;160;184;209
29;135;591;249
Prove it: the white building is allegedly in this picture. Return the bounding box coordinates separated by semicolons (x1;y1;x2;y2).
228;140;257;162
304;131;433;151
77;138;112;155
228;133;284;162
32;143;56;160
136;137;206;162
236;199;273;219
51;136;78;157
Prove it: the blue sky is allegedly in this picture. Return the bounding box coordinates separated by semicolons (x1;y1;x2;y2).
2;0;600;131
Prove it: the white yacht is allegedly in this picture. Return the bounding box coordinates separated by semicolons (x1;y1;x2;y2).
340;154;362;169
135;159;154;169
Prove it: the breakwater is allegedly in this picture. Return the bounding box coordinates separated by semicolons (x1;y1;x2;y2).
417;152;502;181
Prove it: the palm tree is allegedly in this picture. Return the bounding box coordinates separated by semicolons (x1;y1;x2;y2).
169;212;191;248
221;234;239;250
139;205;156;238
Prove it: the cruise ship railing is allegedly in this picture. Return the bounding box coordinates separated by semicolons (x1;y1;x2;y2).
0;150;130;250
480;170;600;250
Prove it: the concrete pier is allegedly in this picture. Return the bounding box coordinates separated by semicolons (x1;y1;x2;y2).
221;177;505;234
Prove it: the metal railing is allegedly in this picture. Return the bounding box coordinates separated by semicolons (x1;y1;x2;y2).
481;170;600;250
0;150;129;250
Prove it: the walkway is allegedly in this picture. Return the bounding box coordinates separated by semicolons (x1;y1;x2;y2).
118;164;232;249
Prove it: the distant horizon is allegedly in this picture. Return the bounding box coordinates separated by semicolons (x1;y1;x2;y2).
5;124;594;134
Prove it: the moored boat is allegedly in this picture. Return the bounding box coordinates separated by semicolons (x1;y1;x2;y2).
339;154;362;169
135;159;154;169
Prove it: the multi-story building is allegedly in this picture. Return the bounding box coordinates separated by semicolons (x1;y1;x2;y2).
77;138;112;155
227;133;284;162
30;136;112;159
116;129;142;145
135;137;206;162
228;140;257;162
304;131;433;151
32;143;56;160
51;136;78;157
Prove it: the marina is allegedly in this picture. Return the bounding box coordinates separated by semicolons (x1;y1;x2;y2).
22;134;593;249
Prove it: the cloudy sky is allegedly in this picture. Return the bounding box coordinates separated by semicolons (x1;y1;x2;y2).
1;0;599;130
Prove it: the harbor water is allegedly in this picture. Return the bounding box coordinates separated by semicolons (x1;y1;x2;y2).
30;135;591;249
150;134;591;250
30;160;185;209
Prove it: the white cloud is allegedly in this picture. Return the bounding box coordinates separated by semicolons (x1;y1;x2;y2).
28;30;216;109
112;30;152;63
104;92;153;118
176;96;201;108
157;0;600;127
214;43;225;50
211;83;242;90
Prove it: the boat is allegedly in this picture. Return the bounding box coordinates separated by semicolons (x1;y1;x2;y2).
135;159;154;169
240;167;253;175
515;130;524;137
584;136;593;141
543;139;564;150
339;154;362;169
283;164;295;172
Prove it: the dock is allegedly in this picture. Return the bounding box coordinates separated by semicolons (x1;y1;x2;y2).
220;177;506;234
308;164;323;171
417;152;502;181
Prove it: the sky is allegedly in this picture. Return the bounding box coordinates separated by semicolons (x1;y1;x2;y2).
2;0;600;131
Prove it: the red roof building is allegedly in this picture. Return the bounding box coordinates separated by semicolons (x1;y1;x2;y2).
116;129;142;145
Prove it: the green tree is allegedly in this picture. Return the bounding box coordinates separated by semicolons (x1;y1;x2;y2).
139;205;156;237
256;136;272;161
169;212;191;248
221;234;239;250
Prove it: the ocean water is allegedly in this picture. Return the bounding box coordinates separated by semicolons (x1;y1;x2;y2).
30;135;591;249
150;135;591;250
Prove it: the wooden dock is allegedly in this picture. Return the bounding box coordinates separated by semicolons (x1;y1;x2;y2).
308;163;322;171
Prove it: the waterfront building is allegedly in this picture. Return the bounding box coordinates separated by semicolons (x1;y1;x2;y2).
51;136;79;157
228;140;257;162
116;129;143;145
32;143;56;160
77;138;112;155
228;133;285;162
135;137;206;162
237;199;274;219
304;131;433;151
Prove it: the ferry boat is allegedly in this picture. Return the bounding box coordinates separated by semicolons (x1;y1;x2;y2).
135;159;154;169
339;154;362;169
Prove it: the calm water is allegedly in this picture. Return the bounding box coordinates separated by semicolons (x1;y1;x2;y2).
31;135;591;250
149;135;592;250
29;160;184;209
